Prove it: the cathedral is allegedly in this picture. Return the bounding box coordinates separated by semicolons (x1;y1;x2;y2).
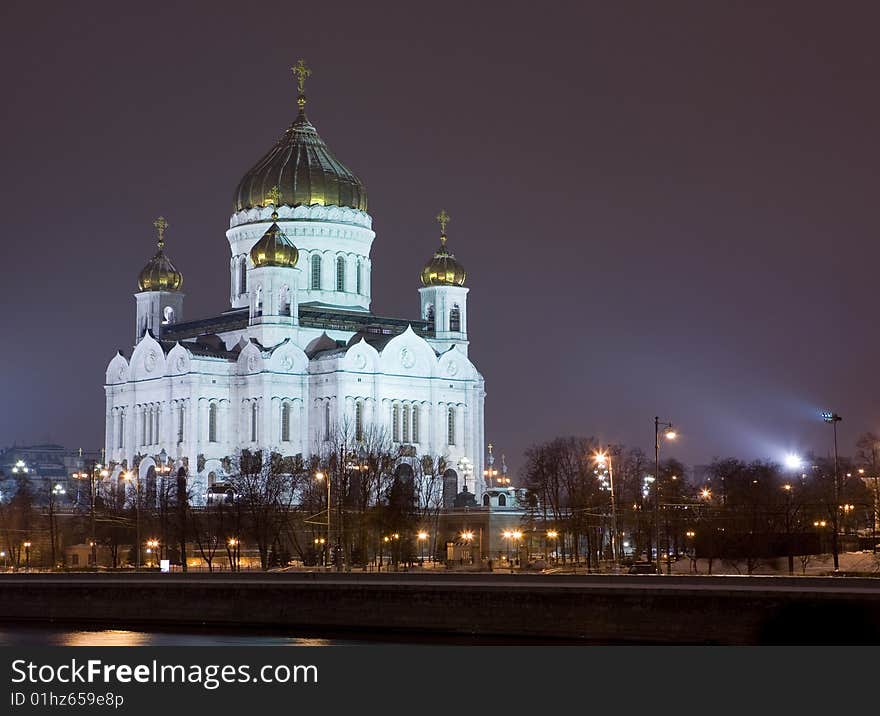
103;62;485;505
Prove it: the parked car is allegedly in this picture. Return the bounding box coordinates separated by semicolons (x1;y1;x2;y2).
627;561;659;574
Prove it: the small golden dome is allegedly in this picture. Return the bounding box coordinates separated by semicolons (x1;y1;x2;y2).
421;210;465;286
421;235;466;286
137;217;183;292
250;212;299;268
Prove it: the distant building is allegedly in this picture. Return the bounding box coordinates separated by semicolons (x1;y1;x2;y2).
0;445;97;506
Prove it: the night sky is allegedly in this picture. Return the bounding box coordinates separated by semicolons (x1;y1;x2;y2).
2;1;879;475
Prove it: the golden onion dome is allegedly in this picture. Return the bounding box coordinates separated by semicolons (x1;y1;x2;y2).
250;212;299;268
137;217;183;292
233;61;367;213
420;209;466;287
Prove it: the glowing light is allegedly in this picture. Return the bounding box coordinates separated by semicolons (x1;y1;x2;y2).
417;531;429;541
460;531;474;542
700;488;711;500
546;530;559;539
784;453;803;471
664;429;677;440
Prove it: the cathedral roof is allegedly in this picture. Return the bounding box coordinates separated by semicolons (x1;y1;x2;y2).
232;62;367;213
420;210;466;287
137;217;183;292
249;212;299;268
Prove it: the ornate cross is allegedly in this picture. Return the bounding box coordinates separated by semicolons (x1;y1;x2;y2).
154;216;168;248
265;185;282;206
436;209;450;235
292;59;311;94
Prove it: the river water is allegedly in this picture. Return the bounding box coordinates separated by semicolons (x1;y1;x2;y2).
0;626;382;646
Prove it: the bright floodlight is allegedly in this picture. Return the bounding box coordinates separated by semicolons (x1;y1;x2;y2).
664;429;677;440
784;453;803;471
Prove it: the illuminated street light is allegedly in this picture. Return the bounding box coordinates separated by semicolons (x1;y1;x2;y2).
593;450;619;566
821;411;843;571
784;453;803;471
123;471;141;570
700;487;711;500
314;471;331;569
653;417;678;572
23;541;32;570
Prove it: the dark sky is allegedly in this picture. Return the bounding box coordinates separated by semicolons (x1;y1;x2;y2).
2;1;879;475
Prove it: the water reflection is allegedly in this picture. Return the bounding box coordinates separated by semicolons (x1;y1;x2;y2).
0;626;345;646
63;629;150;647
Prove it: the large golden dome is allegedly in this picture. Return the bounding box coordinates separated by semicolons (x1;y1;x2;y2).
137;217;183;292
250;212;299;268
421;210;466;286
233;65;367;214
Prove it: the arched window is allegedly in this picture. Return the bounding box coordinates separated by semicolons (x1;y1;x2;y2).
324;402;331;441
392;405;400;443
177;403;185;444
255;286;263;317
355;401;364;442
311;255;322;290
118;410;125;449
162;306;175;325
336;255;346;292
356;259;362;294
402;405;410;443
450;305;461;332
426;305;435;333
483;494;490;506
447;406;456;446
498;493;507;506
250;402;258;443
208;403;218;443
411;406;420;444
140;407;147;446
281;403;290;442
154;407;160;445
240;257;247;294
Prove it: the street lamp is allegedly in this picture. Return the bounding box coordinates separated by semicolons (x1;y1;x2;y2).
123;471;141;570
23;541;32;570
821;411;843;571
653;417;677;571
593;451;619;566
546;529;559;564
314;471;331;569
417;531;429;564
228;537;240;571
72;461;106;567
460;530;474;564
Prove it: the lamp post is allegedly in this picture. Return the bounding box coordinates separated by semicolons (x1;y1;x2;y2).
123;471;141;570
460;530;474;564
417;531;429;565
593;450;619;567
48;483;66;568
315;471;330;569
23;541;31;571
72;461;107;567
546;530;558;564
653;417;677;572
228;537;240;571
821;411;843;572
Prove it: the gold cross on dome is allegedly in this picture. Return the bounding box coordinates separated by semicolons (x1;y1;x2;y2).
153;216;168;247
436;209;450;235
292;59;311;94
265;185;281;207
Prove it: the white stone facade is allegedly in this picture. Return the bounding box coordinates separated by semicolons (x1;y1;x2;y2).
104;206;485;505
